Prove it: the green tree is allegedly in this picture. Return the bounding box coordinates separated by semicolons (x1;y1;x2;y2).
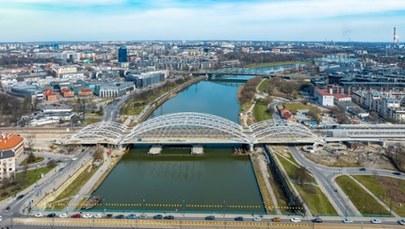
93;146;105;161
27;152;36;163
307;107;322;123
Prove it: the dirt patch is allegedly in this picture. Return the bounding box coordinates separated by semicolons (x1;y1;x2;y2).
303;143;395;170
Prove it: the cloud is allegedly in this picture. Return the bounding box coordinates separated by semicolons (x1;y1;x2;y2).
0;0;404;42
0;0;123;6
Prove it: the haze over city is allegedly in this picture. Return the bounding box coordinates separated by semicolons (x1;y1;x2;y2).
1;0;405;42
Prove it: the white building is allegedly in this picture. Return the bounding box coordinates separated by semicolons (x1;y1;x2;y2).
52;66;77;78
314;89;334;107
0;134;24;181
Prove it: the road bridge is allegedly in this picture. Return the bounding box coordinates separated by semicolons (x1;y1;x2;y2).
66;112;319;147
65;112;405;147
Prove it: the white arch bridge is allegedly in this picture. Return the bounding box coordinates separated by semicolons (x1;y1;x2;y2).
65;112;319;147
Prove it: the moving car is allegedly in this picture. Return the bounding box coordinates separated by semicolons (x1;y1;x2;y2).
271;217;281;222
359;168;366;171
0;215;2;222
164;215;174;220
398;219;405;225
4;207;10;213
16;195;25;201
312;217;323;223
205;215;215;220
252;216;262;221
290;217;301;223
94;213;102;218
371;218;382;224
47;213;56;218
34;213;43;218
342;218;353;223
234;216;244;221
393;172;401;175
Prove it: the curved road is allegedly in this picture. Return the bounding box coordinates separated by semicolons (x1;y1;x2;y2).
288;145;405;217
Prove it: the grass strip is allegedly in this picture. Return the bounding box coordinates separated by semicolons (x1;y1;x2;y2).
336;175;390;216
250;155;274;213
258;79;270;93
0;165;55;201
49;165;98;210
253;99;272;122
353;175;405;217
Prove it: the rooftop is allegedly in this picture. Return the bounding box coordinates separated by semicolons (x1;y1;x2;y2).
0;134;24;150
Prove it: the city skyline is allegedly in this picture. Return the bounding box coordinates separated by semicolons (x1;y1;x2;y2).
1;0;405;43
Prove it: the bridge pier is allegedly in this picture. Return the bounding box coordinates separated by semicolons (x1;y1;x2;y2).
148;145;162;155
191;145;204;155
249;144;254;152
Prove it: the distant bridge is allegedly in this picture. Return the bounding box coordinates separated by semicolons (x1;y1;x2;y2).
196;65;300;78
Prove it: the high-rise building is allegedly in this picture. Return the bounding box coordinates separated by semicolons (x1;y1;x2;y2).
118;46;128;63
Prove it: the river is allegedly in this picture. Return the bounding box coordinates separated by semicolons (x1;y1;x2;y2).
92;68;293;214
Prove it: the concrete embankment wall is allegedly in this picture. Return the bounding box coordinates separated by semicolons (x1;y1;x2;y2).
261;145;305;214
35;159;93;209
137;76;206;123
248;154;270;214
89;154;121;194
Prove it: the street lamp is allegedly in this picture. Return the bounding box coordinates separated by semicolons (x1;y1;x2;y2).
223;201;226;218
142;199;146;215
182;200;185;217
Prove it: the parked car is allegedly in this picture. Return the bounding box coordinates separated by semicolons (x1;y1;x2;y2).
4;207;10;213
138;214;147;219
271;217;281;222
153;214;163;219
115;214;125;219
312;217;323;223
205;215;215;220
58;213;68;218
359;168;366;171
71;214;81;218
398;219;405;225
16;195;25;201
126;214;136;219
164;215;174;220
94;213;102;218
393;172;401;175
82;213;93;218
290;218;301;223
34;213;43;218
234;216;244;221
371;219;382;224
106;214;113;218
47;213;56;218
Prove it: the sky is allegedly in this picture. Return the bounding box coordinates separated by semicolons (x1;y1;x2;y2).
1;0;405;42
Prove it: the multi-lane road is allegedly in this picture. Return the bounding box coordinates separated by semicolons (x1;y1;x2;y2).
288;145;405;218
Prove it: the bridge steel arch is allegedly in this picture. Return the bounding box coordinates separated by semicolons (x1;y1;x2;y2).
67;121;128;145
249;120;318;143
122;112;249;144
65;112;319;145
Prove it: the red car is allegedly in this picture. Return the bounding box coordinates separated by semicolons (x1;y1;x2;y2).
71;213;81;218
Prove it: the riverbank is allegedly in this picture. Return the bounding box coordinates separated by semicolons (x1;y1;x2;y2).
245;61;306;68
121;75;206;125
